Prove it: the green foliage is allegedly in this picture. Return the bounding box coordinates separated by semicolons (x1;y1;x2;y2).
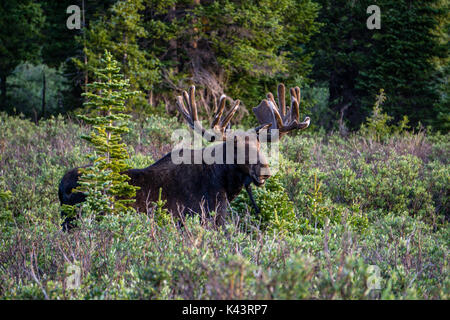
0;103;448;300
360;89;410;142
74;0;160;112
0;157;11;203
190;0;321;109
0;190;11;202
0;0;448;300
0;155;13;232
2;0;448;134
73;0;321;117
7;63;69;119
0;0;44;111
0;1;44;75
311;0;449;130
359;0;448;129
74;51;140;215
37;0;117;68
152;188;173;228
0;205;447;299
232;173;297;234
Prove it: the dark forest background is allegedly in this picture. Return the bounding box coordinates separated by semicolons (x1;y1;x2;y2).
0;0;448;131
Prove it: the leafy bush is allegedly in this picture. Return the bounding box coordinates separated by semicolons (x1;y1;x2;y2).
0;155;13;234
231;173;298;234
360;89;410;142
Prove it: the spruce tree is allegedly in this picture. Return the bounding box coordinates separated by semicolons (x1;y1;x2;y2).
311;0;448;130
0;0;44;112
74;0;159;111
358;0;448;129
76;0;320;117
75;50;139;215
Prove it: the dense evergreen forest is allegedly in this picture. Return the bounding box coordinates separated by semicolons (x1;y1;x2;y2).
0;0;448;301
1;0;448;131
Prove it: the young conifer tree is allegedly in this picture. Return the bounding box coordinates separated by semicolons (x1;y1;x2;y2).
75;50;139;215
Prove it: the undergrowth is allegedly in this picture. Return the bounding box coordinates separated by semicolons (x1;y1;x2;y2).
0;112;448;299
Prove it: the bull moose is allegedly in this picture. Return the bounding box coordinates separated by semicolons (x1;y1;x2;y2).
59;84;310;229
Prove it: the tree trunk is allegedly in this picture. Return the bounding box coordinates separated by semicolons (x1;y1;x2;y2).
0;74;6;112
148;90;153;107
168;4;178;73
33;108;38;125
41;71;46;120
191;0;200;49
82;0;88;94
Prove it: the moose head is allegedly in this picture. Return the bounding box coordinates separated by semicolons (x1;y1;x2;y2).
174;86;273;187
171;83;310;215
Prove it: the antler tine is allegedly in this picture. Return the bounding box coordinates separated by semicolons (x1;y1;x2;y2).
211;94;227;129
252;83;310;139
289;87;297;106
287;87;300;123
220;99;240;129
267;99;284;129
188;86;199;122
176;95;192;125
177;86;208;138
277;83;286;119
267;92;277;109
266;91;284;128
295;86;301;105
291;98;300;124
182;90;190;112
175;87;242;142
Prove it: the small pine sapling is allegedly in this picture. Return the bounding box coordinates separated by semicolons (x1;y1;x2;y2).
75;50;140;216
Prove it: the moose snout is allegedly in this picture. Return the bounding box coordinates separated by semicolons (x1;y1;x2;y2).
252;174;270;186
251;164;271;186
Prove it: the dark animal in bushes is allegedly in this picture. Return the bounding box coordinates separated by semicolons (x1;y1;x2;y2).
59;84;310;229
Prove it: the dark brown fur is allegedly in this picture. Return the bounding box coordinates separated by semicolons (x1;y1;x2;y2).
59;137;270;230
59;83;309;230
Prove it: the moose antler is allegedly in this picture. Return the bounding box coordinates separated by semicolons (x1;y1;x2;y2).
176;86;240;142
253;83;310;138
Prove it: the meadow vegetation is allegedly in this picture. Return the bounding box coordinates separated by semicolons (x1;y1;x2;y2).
0;110;448;299
0;0;448;301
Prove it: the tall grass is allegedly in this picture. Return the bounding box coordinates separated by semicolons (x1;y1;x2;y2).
0;113;448;299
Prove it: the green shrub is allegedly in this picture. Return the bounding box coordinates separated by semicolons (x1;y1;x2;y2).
0;107;448;300
360;89;410;143
231;173;298;234
0;155;13;234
